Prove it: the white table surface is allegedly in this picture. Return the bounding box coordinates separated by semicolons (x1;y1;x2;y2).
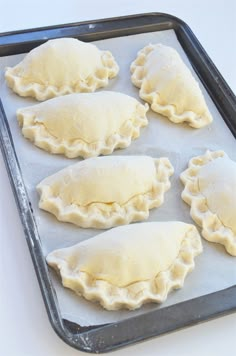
0;1;235;355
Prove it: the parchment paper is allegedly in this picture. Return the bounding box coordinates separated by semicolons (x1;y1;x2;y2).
0;30;235;326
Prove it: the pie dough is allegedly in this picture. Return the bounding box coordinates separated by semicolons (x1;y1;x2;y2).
17;92;148;158
130;43;213;128
37;155;174;229
181;150;236;255
47;221;202;310
5;38;119;101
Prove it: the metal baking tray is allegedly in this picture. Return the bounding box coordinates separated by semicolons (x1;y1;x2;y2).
0;13;236;353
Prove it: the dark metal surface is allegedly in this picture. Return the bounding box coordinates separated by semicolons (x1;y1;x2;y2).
0;13;235;353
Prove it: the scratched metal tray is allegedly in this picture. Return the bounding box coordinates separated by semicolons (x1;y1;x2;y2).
0;13;236;353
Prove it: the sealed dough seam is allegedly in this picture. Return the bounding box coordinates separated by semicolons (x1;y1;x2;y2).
37;157;174;229
17;102;148;159
47;225;202;310
130;44;213;128
6;51;118;101
181;150;236;256
139;91;212;128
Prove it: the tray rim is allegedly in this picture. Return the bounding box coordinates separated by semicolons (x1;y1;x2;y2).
0;12;191;37
0;12;236;353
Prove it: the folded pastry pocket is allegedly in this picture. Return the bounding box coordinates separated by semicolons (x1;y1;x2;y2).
37;155;174;229
5;38;119;100
130;43;212;128
17;92;148;158
181;150;236;255
47;221;202;310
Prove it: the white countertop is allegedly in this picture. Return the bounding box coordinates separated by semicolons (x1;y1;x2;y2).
0;1;236;355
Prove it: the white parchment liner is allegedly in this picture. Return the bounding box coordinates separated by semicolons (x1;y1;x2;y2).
0;30;235;326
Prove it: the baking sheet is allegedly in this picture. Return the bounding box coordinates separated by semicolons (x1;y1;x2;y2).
0;29;235;326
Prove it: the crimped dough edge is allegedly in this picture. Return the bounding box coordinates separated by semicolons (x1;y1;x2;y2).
5;51;119;101
37;157;174;229
17;102;149;159
130;44;212;129
47;224;202;310
180;150;236;256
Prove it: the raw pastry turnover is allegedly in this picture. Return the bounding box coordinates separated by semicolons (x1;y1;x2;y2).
47;221;203;310
5;38;119;100
37;155;174;229
130;43;213;128
17;92;148;158
181;150;236;256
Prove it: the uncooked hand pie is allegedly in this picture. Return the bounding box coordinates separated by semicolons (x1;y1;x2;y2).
47;221;202;310
5;38;119;100
181;150;236;256
17;92;148;158
130;43;212;128
37;155;174;229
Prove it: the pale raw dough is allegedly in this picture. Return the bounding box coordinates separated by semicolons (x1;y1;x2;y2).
130;43;213;128
181;150;236;255
47;221;203;310
37;155;174;229
17;92;148;158
5;38;119;101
